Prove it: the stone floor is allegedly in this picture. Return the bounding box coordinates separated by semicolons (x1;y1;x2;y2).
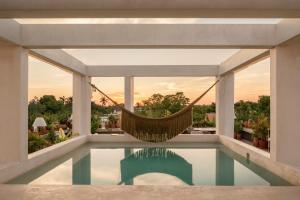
0;185;300;200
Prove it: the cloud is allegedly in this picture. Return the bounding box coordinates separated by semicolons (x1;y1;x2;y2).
155;82;179;91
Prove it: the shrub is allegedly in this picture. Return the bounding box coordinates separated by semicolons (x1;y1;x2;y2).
28;133;48;153
45;130;57;144
108;115;117;124
91;115;100;134
234;120;243;133
43;113;58;128
253;115;269;140
57;112;70;124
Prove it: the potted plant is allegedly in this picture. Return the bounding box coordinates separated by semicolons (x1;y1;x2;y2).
253;115;269;149
252;132;259;147
108;115;117;129
234;120;243;140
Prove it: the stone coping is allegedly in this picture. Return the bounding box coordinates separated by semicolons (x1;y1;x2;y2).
0;185;300;200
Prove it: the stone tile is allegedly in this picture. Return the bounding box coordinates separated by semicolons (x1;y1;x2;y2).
0;185;300;200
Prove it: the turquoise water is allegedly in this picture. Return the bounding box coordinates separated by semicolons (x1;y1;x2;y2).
9;143;290;186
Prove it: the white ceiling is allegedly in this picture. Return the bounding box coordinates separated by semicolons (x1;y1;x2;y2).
63;49;240;65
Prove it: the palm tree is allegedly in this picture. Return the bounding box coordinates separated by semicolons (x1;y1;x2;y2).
59;96;66;104
100;97;108;106
136;102;142;108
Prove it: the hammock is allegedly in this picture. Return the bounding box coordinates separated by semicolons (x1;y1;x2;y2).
90;79;219;143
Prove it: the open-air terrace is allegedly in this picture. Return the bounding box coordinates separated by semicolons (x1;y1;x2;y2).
1;1;300;199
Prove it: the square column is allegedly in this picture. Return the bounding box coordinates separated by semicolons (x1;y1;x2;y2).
270;39;300;168
0;45;28;162
124;76;134;112
216;73;235;137
72;74;91;135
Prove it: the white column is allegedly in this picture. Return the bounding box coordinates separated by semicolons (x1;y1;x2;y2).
0;45;28;162
73;74;91;135
216;73;235;137
124;76;134;111
270;39;300;168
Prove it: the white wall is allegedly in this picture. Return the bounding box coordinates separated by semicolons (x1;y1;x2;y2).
0;45;28;162
270;37;300;169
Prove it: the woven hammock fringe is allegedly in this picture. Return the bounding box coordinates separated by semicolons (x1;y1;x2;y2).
121;108;192;143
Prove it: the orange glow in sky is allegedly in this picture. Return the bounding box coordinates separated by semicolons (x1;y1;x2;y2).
28;56;270;105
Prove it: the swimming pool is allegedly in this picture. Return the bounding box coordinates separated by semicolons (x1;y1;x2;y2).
8;143;290;186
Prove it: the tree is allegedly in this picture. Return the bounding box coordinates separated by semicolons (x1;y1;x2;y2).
192;103;216;127
135;92;190;118
135;102;142;108
257;96;270;117
142;93;165;117
39;95;64;114
162;92;190;114
100;97;108;106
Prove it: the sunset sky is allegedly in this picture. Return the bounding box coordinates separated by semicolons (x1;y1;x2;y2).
25;18;271;105
28;55;270;105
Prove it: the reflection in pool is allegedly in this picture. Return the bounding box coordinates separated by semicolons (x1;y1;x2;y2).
8;144;291;186
120;148;193;185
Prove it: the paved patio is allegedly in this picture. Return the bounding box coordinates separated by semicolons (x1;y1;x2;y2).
0;185;300;200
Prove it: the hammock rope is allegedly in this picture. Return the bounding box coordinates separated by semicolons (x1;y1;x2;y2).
89;79;219;143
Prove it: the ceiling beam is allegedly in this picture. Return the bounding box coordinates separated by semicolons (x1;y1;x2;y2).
219;49;270;75
275;19;300;45
28;49;219;77
0;19;20;45
30;49;86;75
20;24;276;48
87;65;219;77
0;0;300;18
0;20;299;48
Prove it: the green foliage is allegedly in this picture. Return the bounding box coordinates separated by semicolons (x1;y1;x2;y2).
253;115;269;140
28;112;39;129
137;92;190;118
192;103;215;127
28;133;48;153
45;130;57;144
142;93;166;117
162;92;190;114
57;111;70;124
257;96;270;117
91;115;100;134
38;95;64;114
108;115;117;123
193;119;215;128
56;136;68;143
28;95;72;128
234;96;270;123
43;113;59;128
234;120;243;133
28;95;74;152
234;100;258;122
134;93;216;127
91;101;117;116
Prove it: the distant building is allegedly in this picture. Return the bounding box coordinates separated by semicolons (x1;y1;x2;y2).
205;113;216;122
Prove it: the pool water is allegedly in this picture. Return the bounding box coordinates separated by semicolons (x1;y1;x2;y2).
9;143;290;186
